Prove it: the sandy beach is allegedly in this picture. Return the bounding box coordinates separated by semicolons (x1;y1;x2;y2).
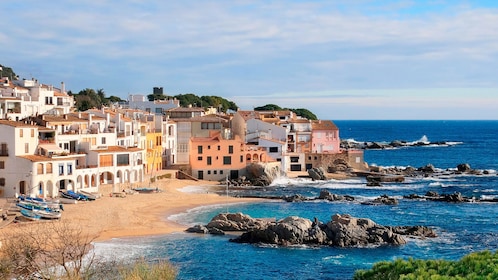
0;177;262;242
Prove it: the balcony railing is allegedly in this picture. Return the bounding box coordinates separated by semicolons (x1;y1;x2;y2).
0;149;8;156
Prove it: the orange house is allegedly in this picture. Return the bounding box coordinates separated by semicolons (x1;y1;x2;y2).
190;131;246;181
190;130;274;181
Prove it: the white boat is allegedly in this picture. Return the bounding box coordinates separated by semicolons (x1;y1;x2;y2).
79;190;101;200
59;197;78;204
19;209;41;221
32;209;61;219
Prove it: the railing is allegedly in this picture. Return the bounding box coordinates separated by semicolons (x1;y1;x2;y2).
0;149;8;156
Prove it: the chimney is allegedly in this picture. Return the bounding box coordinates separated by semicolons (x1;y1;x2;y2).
60;82;65;94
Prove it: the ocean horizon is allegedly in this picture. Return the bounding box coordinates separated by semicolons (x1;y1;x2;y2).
94;120;498;279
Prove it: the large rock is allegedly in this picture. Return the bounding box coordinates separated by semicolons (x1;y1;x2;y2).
457;163;472;172
206;212;272;232
230;213;435;247
308;167;326;181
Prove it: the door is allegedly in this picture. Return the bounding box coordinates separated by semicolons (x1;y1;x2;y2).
198;171;204;180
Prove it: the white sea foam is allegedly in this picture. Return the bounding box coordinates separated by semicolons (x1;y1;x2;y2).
270;176;313;186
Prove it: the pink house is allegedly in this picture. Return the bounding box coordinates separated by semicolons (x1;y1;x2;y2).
311;120;340;153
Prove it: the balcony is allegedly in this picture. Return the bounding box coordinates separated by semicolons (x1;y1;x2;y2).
0;149;8;156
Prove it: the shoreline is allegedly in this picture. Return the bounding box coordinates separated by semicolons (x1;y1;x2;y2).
0;178;264;242
0;171;357;243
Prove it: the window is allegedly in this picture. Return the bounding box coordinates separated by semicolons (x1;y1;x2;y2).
37;163;43;174
117;154;130;166
46;163;53;174
59;164;64;175
67;164;73;175
223;156;231;165
25;143;29;153
0;161;4;169
220;170;223;174
214;170;217;174
155;108;162;114
31;129;35;137
100;154;113;167
228;145;233;154
207;170;211;174
201;122;222;130
217;145;220;151
290;157;299;163
198;145;203;154
240;155;243;162
0;143;7;156
207;156;212;165
101;137;106;145
269;147;278;153
19;129;23;138
198;156;203;161
208;145;211;150
64;143;69;150
0;178;5;186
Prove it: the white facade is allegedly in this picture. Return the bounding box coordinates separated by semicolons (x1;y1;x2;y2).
0;78;74;120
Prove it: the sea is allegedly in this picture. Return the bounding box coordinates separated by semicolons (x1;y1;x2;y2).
93;120;498;280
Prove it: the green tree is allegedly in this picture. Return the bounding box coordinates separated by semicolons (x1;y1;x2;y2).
254;104;318;120
0;64;17;80
254;104;283;111
147;93;168;101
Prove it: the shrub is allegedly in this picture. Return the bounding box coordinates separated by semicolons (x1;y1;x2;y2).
354;251;498;280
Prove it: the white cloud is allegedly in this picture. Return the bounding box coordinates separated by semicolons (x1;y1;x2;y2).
2;1;498;119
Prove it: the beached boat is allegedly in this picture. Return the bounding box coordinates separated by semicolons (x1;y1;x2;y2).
59;197;78;204
60;190;88;201
16;201;62;219
32;208;61;219
19;209;41;221
132;187;158;194
79;190;101;200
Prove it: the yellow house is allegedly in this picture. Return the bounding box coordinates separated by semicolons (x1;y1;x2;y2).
144;117;162;174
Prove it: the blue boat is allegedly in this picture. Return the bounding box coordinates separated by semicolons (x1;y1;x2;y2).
67;190;90;201
20;209;41;221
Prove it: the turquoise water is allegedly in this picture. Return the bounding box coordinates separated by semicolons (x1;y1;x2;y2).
94;121;498;279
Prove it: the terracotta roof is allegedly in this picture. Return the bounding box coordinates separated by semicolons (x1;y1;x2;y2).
237;110;260;121
41;114;87;123
91;146;143;153
18;155;78;162
167;107;205;112
311;120;338;130
0;120;38;128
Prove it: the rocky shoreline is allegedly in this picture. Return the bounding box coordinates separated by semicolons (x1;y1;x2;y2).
186;213;437;247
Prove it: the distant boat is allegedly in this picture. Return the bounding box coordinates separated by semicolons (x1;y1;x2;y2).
19;209;41;221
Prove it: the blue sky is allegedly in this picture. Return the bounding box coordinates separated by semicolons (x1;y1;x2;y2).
1;0;497;119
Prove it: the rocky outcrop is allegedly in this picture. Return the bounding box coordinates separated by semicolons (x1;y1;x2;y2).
308;167;326;181
356;163;487;182
246;163;282;186
361;194;399;205
318;189;355;201
404;191;474;202
231;214;436;247
207;213;438;247
206;212;273;231
341;138;459;150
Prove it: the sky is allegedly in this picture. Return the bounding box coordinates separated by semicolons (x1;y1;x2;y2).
1;0;498;120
